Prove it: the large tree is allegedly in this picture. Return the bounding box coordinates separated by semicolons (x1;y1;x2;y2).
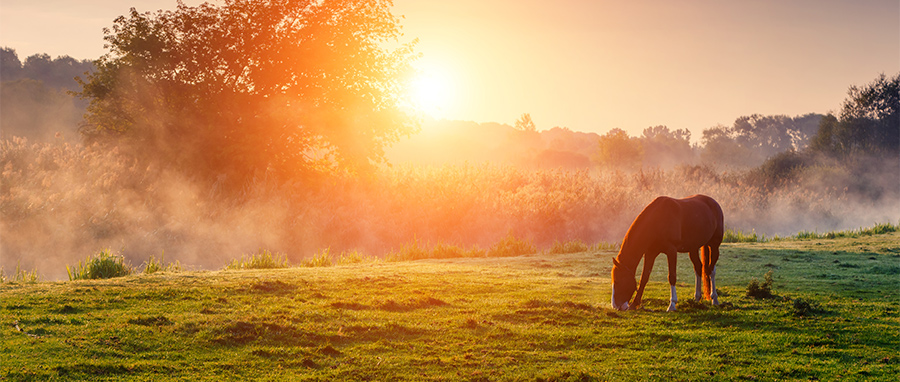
810;73;899;156
595;128;643;171
76;0;417;185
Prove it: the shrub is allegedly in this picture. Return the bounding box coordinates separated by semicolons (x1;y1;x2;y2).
747;270;775;299
67;249;133;280
225;249;289;270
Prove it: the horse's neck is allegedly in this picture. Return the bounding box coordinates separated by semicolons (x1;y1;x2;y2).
614;236;645;275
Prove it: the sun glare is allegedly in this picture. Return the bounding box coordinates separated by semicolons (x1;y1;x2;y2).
410;66;454;118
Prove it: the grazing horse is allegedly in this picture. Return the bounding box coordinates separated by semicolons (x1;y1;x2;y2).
611;194;724;312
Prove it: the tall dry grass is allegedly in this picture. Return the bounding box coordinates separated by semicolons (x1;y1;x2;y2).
2;138;896;280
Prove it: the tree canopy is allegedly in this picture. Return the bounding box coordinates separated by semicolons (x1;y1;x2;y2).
75;0;418;185
810;73;899;156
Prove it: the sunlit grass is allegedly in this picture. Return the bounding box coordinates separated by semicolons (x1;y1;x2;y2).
225;249;290;270
0;262;41;283
2;232;898;380
142;252;183;274
66;249;133;280
725;221;898;243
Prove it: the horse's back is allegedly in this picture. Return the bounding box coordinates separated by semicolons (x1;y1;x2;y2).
678;194;724;247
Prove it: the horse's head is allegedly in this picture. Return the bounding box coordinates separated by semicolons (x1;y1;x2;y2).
611;258;636;311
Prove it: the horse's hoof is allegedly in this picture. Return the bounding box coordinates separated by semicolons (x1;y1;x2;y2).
667;304;677;312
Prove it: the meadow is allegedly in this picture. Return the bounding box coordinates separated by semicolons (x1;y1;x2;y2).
2;230;898;381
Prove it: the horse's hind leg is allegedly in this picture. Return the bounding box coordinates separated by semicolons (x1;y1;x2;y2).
701;244;721;305
689;249;702;301
709;244;720;305
666;251;678;312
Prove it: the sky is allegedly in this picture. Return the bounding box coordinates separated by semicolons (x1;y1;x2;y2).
1;0;898;138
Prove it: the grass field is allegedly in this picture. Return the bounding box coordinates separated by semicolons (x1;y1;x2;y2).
2;232;899;381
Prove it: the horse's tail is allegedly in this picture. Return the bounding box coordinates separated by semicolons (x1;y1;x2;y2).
701;245;712;300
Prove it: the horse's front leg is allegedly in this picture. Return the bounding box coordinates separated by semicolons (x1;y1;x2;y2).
631;254;657;310
666;251;678;312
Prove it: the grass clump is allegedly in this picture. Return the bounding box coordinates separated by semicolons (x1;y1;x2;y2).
67;249;133;280
301;248;333;267
0;263;41;283
789;298;824;317
225;249;289;270
142;252;183;274
724;228;766;243
747;270;776;299
796;222;899;240
487;232;536;257
546;239;590;255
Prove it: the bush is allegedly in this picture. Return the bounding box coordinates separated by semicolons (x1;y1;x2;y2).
67;249;133;280
747;270;775;299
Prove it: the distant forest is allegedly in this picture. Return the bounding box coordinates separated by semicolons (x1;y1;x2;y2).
1;46;897;179
0;47;93;142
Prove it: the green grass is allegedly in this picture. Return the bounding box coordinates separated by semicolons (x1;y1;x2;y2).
726;221;899;243
66;249;133;280
224;249;290;270
2;232;899;381
0;262;41;284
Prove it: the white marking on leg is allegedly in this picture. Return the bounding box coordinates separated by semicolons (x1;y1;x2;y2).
611;285;617;310
667;284;677;312
694;273;703;301
710;267;720;305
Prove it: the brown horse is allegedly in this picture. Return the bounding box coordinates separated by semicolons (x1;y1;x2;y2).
611;194;724;312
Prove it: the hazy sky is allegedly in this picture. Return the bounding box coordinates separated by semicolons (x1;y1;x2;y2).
1;0;898;137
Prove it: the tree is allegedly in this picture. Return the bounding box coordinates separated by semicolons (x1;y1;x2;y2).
75;0;418;186
596;128;643;171
514;113;537;132
811;73;899;156
639;125;694;169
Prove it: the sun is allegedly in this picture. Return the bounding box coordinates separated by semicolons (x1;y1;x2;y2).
409;66;454;118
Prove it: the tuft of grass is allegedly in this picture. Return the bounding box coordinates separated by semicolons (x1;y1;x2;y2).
594;241;618;251
789;298;824;317
301;248;333;267
225;249;289;270
796;222;899;240
66;249;133;280
336;249;380;265
0;262;41;283
724;227;765;243
546;239;590;255
487;232;536;257
142;252;183;274
747;270;776;299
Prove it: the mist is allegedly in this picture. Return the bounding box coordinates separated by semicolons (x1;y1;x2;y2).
3;133;897;281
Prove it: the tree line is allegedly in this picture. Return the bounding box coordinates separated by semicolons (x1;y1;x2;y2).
1;0;896;191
